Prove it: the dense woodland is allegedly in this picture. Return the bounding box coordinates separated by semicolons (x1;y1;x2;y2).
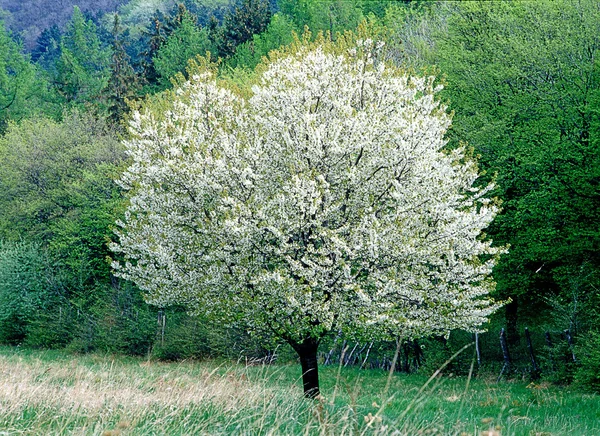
0;0;598;392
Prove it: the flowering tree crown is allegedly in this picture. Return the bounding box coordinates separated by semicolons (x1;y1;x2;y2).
112;40;504;345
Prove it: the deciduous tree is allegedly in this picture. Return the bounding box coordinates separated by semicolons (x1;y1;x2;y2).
0;111;123;282
424;0;600;337
112;40;503;398
278;0;363;38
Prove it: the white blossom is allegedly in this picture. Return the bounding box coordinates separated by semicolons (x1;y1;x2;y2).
111;45;505;344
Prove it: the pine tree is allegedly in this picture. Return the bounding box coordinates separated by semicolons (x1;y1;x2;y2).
153;10;214;89
216;0;272;58
139;11;169;88
106;14;140;125
55;6;111;105
31;25;62;69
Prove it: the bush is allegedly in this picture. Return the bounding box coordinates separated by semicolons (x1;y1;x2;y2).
58;281;158;356
150;309;280;362
89;282;157;356
25;305;75;348
150;310;213;361
574;330;600;393
0;240;64;344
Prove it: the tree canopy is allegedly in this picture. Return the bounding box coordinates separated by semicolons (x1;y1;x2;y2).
55;6;111;105
420;0;600;334
111;40;504;397
0;20;58;130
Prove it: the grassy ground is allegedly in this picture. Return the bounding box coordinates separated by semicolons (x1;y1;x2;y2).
0;347;598;435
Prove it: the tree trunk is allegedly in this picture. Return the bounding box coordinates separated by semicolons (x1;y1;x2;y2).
497;328;512;382
291;337;320;399
564;329;577;363
525;327;540;379
474;332;482;367
505;299;520;345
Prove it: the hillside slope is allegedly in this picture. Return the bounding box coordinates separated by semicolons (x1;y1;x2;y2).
0;0;126;49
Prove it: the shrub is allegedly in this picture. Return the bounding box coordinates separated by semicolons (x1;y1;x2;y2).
0;240;64;344
574;330;600;393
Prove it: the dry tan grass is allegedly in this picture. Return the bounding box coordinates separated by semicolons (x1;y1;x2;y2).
0;352;309;435
0;354;276;414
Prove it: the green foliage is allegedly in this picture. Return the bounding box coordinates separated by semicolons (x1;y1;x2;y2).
227;12;295;70
182;0;234;26
0;240;63;344
24;304;75;348
150;308;216;360
0;111;123;283
0;20;35;122
106;14;141;125
277;0;364;37
56;7;112;106
418;0;600;327
360;1;406;19
417;335;469;377
153;11;214;89
0;20;59;131
543;334;578;385
64;281;157;355
118;0;177;39
0;110;153;352
378;2;439;68
31;24;62;67
215;0;271;58
135;4;199;90
136;13;168;88
574;330;600;393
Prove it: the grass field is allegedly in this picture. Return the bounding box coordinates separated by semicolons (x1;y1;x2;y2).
0;347;598;435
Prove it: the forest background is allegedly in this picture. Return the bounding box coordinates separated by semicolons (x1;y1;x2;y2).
0;0;598;391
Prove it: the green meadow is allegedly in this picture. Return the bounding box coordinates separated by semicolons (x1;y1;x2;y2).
0;347;598;435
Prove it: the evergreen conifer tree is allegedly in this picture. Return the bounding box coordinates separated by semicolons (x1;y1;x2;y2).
55;6;111;105
216;0;271;58
106;14;140;125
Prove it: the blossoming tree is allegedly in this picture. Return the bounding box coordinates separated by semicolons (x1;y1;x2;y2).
111;40;503;398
